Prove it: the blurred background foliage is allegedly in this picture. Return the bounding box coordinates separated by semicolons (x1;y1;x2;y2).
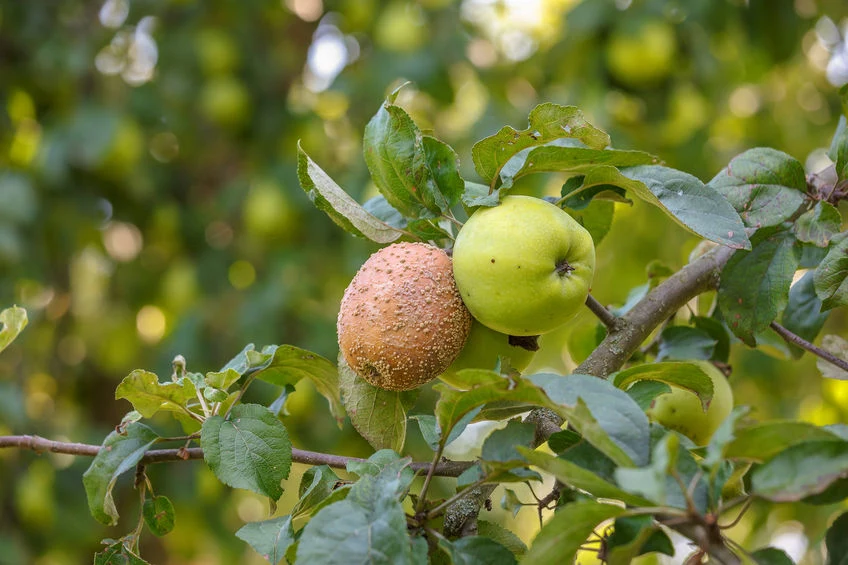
2;0;848;563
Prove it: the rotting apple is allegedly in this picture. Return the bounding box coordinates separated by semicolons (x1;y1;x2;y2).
337;242;472;391
452;195;596;336
646;361;734;446
438;320;538;388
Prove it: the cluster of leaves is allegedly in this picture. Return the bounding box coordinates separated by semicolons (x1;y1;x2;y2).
52;88;848;563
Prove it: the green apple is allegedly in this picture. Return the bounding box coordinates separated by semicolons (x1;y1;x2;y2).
646;361;734;446
438;320;536;388
605;21;677;88
452;195;596;336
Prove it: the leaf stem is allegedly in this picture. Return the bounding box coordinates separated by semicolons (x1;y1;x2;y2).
223;367;261;419
769;321;848;373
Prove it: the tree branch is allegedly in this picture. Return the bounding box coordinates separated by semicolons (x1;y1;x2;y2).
0;435;473;477
576;245;735;378
585;293;620;330
770;321;848;373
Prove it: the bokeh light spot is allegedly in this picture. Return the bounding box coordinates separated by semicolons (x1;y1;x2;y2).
229;260;256;290
136;305;167;343
103;222;143;262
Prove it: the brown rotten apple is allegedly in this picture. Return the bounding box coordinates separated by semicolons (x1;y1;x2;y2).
337;242;472;391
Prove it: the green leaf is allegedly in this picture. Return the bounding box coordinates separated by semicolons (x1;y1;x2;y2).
114;369;197;419
782;270;829;358
826;511;848;565
142;495;175;536
363;101;431;217
656;326;717;361
530;373;650;467
519;448;652;506
254;345;345;427
422;135;464;210
410;415;440;451
296;461;413;565
522;499;625;565
339;357;417;452
220;343;256;374
297;142;404;243
605;515;674;565
612;361;715;411
546;429;582;453
621;165;751;249
200;403;292;500
818;335;848;380
565;198;614;245
94;541;151;565
829;115;848;180
624;380;672;411
751;439;848;501
346;450;416;493
750;547;795;565
433;370;552;447
293;465;343;519
724;421;844;461
363;195;407;229
461;180;499;209
707;148;807;228
802;476;848;505
704;406;750;469
437;536;518;565
718;227;800;346
499;141;657;189
575;165;750;249
236;515;295;565
0;305;27;354
472;103;610;185
83;423;159;526
205;368;241;391
615;433;709;512
480;420;535;465
691;316;731;363
794;201;842;247
477;521;527;558
815;234;848;311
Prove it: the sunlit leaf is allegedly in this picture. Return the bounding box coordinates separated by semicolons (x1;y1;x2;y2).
114;369;197;419
794;201;841;247
612;361;715;411
253;345;345;427
724;420;844;461
472;103;610;185
0;305;27;355
297;143;404;243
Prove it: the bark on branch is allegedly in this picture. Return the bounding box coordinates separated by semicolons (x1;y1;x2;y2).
0;434;473;477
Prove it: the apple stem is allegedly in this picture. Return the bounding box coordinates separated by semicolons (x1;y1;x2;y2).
585;294;620;330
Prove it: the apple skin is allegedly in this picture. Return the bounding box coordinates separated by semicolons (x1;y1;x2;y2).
452;195;596;336
438;320;536;388
646;361;734;446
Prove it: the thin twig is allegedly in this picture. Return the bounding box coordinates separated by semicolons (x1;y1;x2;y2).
416;442;446;513
719;497;753;530
425;476;489;520
585;294;620;330
770;321;848;373
0;435;474;477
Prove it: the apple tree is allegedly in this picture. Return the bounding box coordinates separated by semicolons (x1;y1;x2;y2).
3;82;848;563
